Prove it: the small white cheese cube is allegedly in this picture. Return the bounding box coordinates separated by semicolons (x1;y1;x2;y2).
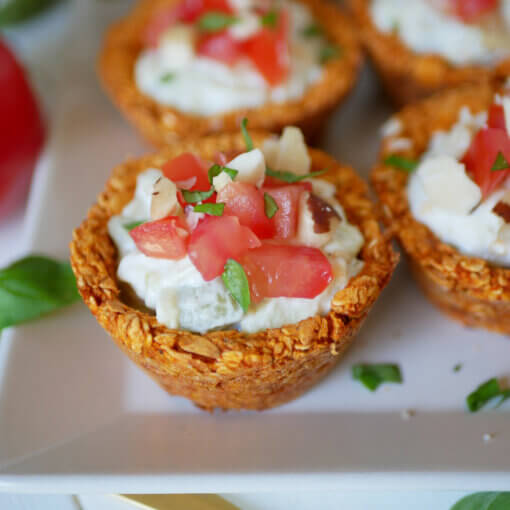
159;25;195;70
229;12;260;40
150;176;180;220
227;148;266;187
212;171;233;192
265;126;311;175
296;192;334;248
416;156;481;214
502;97;510;138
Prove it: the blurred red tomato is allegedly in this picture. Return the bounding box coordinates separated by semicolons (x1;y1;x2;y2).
0;39;45;219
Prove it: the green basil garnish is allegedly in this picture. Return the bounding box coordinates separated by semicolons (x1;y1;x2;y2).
352;363;403;392
0;255;80;331
261;10;278;28
222;259;251;312
181;188;215;204
302;23;323;37
453;363;463;373
160;72;176;83
0;0;61;26
193;203;225;216
197;12;237;32
241;117;254;151
265;166;327;183
466;377;508;413
124;220;145;232
384;154;418;173
491;151;510;172
208;164;238;184
264;192;279;219
451;492;510;510
319;44;342;64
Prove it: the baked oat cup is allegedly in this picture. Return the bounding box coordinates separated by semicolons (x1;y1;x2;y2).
349;0;510;107
98;0;362;147
70;131;397;411
372;77;510;334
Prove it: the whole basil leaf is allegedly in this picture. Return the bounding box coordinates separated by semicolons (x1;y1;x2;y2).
451;492;510;510
0;255;80;330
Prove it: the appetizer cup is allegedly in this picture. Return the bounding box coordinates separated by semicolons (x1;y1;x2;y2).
70;129;397;411
372;77;510;334
98;0;362;146
349;0;510;106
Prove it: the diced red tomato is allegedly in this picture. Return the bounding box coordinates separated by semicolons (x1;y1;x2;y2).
162;153;210;191
241;244;333;302
448;0;498;23
130;216;190;259
197;31;242;66
188;215;261;280
462;127;510;198
242;9;290;85
488;104;506;131
217;182;276;239
262;184;305;239
0;40;45;220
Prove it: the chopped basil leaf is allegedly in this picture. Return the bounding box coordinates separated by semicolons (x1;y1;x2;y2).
302;23;323;37
198;12;237;32
265;166;327;183
352;363;402;391
496;389;510;409
193;203;225;216
241;117;254;151
384;154;418;173
208;164;238;184
222;259;251;313
466;377;503;413
491;151;510;172
181;188;215;203
319;44;342;64
264;192;279;219
160;72;176;83
261;10;279;28
451;492;510;510
0;255;80;331
0;0;61;27
453;363;463;373
123;220;145;232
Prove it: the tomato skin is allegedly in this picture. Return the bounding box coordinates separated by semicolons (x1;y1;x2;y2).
188;215;261;281
488;104;506;131
448;0;498;22
241;244;333;302
262;184;305;239
262;176;313;191
242;9;290;85
217;182;276;239
162;153;210;191
130;216;190;259
462;127;510;198
197;32;242;66
0;40;45;220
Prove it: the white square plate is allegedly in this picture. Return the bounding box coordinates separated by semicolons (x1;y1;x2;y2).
0;0;509;493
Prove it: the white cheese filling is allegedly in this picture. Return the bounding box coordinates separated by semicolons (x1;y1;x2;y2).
371;0;510;66
407;105;510;266
135;1;324;116
108;169;364;334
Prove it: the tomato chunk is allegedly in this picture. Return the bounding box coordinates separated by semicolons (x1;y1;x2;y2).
188;215;261;281
162;153;210;191
488;104;506;131
197;32;242;66
462;127;510;198
262;176;313;191
241;244;333;302
217;182;275;239
242;9;290;85
448;0;498;22
130;216;190;259
262;184;305;239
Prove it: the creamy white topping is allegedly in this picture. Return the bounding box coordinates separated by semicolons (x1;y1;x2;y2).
407;103;510;266
135;1;325;115
371;0;510;66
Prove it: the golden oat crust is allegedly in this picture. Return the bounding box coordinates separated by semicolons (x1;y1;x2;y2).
371;78;510;334
349;0;510;107
70;132;398;411
98;0;362;147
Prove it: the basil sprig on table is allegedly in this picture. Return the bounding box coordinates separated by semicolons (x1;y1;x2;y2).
384;154;418;173
198;12;237;32
222;259;251;312
265;167;327;183
491;151;510;172
352;363;403;391
466;377;510;413
0;0;62;26
451;492;510;510
0;255;80;331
